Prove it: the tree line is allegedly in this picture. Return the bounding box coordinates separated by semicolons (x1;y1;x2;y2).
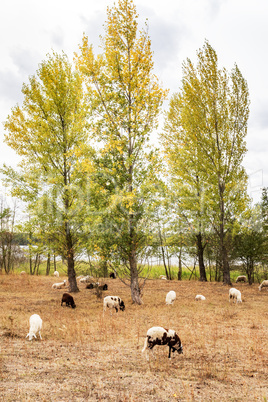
1;0;267;303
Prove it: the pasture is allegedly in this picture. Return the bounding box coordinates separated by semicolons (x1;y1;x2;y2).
1;274;267;401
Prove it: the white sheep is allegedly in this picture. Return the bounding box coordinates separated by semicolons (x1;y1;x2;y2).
52;280;67;289
166;290;176;305
26;314;42;341
159;275;167;280
259;280;268;291
79;275;94;284
20;271;26;275
195;294;206;301
235;275;247;283
103;296;125;314
229;288;242;303
53;270;59;277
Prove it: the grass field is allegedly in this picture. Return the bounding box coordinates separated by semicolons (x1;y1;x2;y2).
1;273;267;401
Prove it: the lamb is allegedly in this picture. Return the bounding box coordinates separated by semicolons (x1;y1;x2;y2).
103;296;125;313
26;314;42;341
20;271;26;275
53;270;59;277
159;275;167;280
166;290;176;305
235;275;247;283
259;280;268;291
109;272;116;279
52;280;67;290
142;326;183;361
229;287;242;303
61;293;76;308
195;295;206;301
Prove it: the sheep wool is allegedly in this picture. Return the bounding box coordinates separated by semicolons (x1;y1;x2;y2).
165;291;176;305
26;314;42;341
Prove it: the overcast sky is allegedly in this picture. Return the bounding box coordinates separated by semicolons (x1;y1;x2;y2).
0;0;267;203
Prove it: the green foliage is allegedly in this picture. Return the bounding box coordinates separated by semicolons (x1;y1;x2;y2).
161;40;250;284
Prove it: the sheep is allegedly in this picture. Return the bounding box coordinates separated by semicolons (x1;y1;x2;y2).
79;275;94;283
26;314;42;341
103;296;125;313
20;271;26;275
109;272;116;279
52;280;67;290
159;275;167;280
61;293;76;309
142;326;183;361
195;295;206;301
87;283;108;290
235;275;247;283
86;282;100;289
229;288;242;303
259;280;268;291
53;270;59;277
166;290;176;305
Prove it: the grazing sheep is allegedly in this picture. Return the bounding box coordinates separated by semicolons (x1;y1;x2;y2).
259;280;268;291
99;284;108;291
26;314;42;341
52;280;67;290
235;275;247;283
79;275;94;284
86;282;100;289
142;326;183;361
20;271;26;275
159;275;167;280
229;288;242;303
109;272;116;279
53;270;59;277
61;293;76;309
103;296;125;313
195;295;206;301
166;290;176;305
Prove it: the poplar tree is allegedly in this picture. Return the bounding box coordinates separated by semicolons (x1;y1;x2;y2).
76;0;167;303
162;41;250;285
3;52;90;292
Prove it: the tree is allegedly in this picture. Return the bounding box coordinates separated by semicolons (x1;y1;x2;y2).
76;0;167;304
232;206;267;284
161;41;250;285
2;52;91;291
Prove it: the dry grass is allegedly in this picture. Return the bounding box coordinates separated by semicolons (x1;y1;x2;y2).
0;274;267;401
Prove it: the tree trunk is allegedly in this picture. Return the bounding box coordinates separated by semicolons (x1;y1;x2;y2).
129;248;142;304
65;223;79;292
178;250;182;281
196;232;207;281
219;182;231;285
46;253;51;276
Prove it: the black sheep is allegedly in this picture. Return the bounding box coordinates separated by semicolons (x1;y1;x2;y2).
61;293;76;309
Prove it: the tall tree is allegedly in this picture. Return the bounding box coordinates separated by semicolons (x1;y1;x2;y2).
161;41;250;285
76;0;167;303
2;52;90;291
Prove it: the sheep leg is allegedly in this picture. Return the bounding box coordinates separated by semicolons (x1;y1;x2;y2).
39;331;42;340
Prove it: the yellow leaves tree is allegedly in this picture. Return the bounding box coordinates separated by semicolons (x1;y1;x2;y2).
76;0;167;304
2;52;91;291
